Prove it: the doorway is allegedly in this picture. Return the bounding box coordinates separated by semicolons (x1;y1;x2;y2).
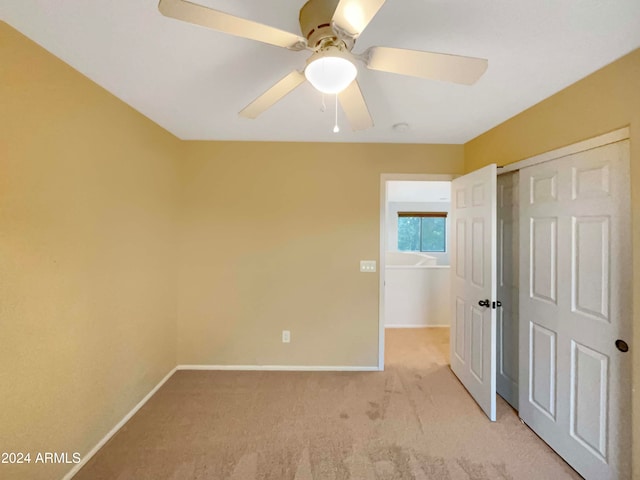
378;174;454;369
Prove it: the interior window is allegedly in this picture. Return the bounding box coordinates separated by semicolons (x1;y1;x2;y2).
397;212;447;252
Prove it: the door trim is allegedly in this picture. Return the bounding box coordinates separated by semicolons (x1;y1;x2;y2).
499;127;629;175
379;173;455;370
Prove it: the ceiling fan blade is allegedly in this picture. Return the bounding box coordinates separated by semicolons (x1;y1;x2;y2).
364;47;488;85
158;0;307;51
338;80;373;131
239;70;306;119
332;0;386;38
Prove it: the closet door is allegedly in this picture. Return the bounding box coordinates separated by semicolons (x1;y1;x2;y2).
519;141;631;480
496;172;519;409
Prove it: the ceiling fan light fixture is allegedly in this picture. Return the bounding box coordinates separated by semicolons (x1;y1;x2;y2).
159;0;489;130
305;49;357;94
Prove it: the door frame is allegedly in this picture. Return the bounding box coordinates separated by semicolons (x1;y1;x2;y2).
378;173;456;370
498;127;629;176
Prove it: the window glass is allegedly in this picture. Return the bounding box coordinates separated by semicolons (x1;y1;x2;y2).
398;215;446;252
398;217;421;251
420;217;446;252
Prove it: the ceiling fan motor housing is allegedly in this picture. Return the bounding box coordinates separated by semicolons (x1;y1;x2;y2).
299;0;354;50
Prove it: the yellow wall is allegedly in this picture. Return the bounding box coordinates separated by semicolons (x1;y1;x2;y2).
465;48;640;477
0;23;180;480
177;142;463;366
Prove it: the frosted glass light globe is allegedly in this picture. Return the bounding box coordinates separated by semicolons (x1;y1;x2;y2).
305;55;357;94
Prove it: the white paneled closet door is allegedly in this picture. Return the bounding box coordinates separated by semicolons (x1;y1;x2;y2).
496;172;519;409
450;164;497;421
519;140;632;480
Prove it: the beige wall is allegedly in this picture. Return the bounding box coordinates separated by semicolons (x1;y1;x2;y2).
177;142;463;366
465;48;640;477
4;13;638;479
0;23;180;480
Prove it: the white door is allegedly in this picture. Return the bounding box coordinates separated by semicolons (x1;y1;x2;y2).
450;164;498;421
496;172;519;409
519;140;632;479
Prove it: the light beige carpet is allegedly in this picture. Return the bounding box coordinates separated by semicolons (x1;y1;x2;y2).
74;328;580;479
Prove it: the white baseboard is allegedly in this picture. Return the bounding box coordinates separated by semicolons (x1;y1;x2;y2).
385;325;449;328
63;367;177;480
177;365;380;372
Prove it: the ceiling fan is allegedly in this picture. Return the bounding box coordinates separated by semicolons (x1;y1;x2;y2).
158;0;488;131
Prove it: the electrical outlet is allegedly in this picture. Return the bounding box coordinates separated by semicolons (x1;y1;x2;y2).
360;260;377;272
282;330;290;343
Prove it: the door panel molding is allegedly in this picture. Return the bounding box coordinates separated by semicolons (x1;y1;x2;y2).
529;321;557;420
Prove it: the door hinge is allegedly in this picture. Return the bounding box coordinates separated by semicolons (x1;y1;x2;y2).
492;300;502;309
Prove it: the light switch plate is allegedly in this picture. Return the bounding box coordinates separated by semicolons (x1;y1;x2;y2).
360;260;377;273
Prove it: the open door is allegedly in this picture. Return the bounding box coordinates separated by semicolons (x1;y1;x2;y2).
450;164;498;421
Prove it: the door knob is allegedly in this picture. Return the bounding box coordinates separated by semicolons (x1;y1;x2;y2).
615;340;629;353
478;299;490;308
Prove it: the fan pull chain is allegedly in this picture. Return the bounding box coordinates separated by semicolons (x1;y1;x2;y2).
320;93;326;112
333;94;340;133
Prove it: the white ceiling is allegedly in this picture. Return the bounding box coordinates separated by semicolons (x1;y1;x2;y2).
387;181;450;203
2;1;639;143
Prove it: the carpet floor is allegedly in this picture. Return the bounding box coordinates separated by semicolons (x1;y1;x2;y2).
74;328;581;479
